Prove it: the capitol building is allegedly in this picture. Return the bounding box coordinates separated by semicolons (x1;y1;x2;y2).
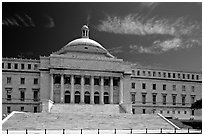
2;25;202;119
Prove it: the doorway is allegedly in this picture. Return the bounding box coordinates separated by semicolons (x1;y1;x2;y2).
94;92;100;104
75;91;80;103
104;92;109;104
84;91;90;104
64;91;70;103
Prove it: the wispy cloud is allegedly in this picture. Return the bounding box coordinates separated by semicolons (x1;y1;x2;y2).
44;15;55;28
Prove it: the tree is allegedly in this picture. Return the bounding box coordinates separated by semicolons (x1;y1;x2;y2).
191;99;202;109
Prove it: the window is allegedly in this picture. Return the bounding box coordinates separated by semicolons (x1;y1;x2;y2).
75;76;81;85
153;84;156;90
163;95;166;105
143;71;146;76
148;71;151;76
184;111;187;114
21;107;24;111
113;78;119;86
196;75;199;80
167;110;170;114
173;73;175;78
153;72;156;77
8;63;11;69
191;95;195;104
163;84;166;90
158;72;161;77
132;70;135;75
14;63;18;69
163;72;166;78
142;94;146;104
191;110;195;116
172;110;175;114
34;64;38;70
187;74;190;79
160;110;163;114
131;83;135;89
2;63;4;68
20;78;25;84
64;76;71;84
182;85;186;91
7;77;12;84
152;94;156;104
34;106;38;113
142;83;146;89
7;107;11;114
6;88;12;101
183;74;185;79
178;111;180;114
173;85;176;91
192;75;194;80
94;78;100;85
34;78;38;85
178;73;180;78
54;76;60;84
33;90;39;101
132;109;135;114
131;93;136;103
182;95;186;105
172;95;176;105
21;64;24;69
28;64;31;69
104;78;110;86
142;109;146;114
84;77;90;85
137;70;140;76
168;73;171;78
191;86;195;92
20;90;25;101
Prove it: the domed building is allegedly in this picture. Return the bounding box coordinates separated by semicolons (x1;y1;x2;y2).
2;25;202;119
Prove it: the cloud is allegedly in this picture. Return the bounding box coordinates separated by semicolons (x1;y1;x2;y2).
44;15;55;28
107;46;123;54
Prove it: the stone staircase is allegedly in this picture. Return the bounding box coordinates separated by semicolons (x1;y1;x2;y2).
50;104;120;114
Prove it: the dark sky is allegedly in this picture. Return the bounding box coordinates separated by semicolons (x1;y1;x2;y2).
2;2;202;72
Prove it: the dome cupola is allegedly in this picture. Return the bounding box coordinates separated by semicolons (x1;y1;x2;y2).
81;25;89;38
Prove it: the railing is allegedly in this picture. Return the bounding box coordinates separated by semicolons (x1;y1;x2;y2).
2;98;40;102
132;101;192;107
3;128;202;134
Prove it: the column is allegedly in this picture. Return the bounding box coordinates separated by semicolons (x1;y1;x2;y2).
50;74;54;101
60;74;64;103
110;77;114;104
90;76;94;104
100;76;104;104
71;75;74;103
81;75;85;103
119;77;124;104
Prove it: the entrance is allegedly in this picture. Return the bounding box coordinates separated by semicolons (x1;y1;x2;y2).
94;92;100;104
104;92;109;104
75;91;80;103
84;91;90;104
64;91;70;103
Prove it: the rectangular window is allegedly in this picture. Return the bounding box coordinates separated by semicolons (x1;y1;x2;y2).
182;96;186;105
191;110;195;116
142;109;146;114
132;70;135;75
20;90;25;101
178;73;181;78
168;73;171;78
182;85;186;91
183;74;185;79
173;85;176;91
34;106;38;113
33;90;39;101
84;77;90;85
113;78;119;86
28;64;31;69
34;78;38;85
34;64;38;70
163;95;166;105
54;76;60;84
192;75;194;80
8;63;11;69
7;77;12;84
14;63;18;69
173;73;175;78
172;110;175;114
6;88;12;101
184;111;187;114
20;78;25;84
191;95;195;104
7;107;11;114
148;71;151;76
191;86;195;92
142;94;146;104
137;70;140;76
2;63;4;68
160;110;163;114
75;76;81;85
163;72;166;78
21;64;24;69
131;93;135;103
94;78;100;85
178;111;180;114
187;74;190;79
64;76;71;84
142;83;146;89
167;111;170;114
163;84;166;90
152;94;156;105
172;95;176;105
196;75;199;80
21;107;24;111
153;72;156;77
131;82;135;89
158;72;161;77
143;71;146;76
104;78;110;86
153;84;156;90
